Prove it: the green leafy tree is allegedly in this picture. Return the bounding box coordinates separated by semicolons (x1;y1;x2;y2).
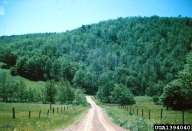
161;52;192;109
110;84;135;105
36;82;46;103
18;80;26;102
101;81;114;103
61;60;77;83
51;59;62;81
97;73;109;101
65;81;75;103
73;69;84;88
82;70;97;94
0;70;7;102
161;80;184;109
6;77;17;102
74;88;86;105
0;45;17;67
177;52;192;103
16;56;28;77
1;16;192;97
57;80;67;104
45;80;57;109
27;88;34;102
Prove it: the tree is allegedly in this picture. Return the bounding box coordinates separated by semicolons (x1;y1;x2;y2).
65;81;75;103
36;82;46;103
16;56;28;77
73;69;84;88
97;73;109;102
5;77;17;102
178;52;192;101
161;52;192;109
82;70;96;94
51;59;62;81
161;80;184;109
0;45;17;67
110;84;135;105
17;80;26;102
74;88;86;106
101;81;114;103
27;88;34;102
0;70;7;102
61;60;77;83
57;80;67;104
1;16;192;97
45;80;57;109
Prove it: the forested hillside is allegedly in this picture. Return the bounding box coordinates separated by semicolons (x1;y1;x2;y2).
0;16;192;99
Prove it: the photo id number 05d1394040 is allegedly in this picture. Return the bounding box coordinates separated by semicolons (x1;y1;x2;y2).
154;124;191;131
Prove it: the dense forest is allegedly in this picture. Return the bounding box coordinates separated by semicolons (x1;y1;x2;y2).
0;16;192;108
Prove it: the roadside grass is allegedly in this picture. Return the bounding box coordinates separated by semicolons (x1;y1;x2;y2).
92;96;192;131
0;103;89;131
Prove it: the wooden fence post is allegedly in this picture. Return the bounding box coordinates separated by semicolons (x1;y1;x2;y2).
133;108;134;114
57;107;59;113
50;102;52;110
64;106;65;111
61;107;62;112
182;109;184;124
39;110;41;118
130;107;132;114
137;108;138;116
149;110;150;119
47;110;49;116
53;108;54;114
142;109;143;117
29;111;31;119
12;107;15;119
160;109;163;119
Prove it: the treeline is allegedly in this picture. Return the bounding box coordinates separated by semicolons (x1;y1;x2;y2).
0;69;86;105
0;16;192;107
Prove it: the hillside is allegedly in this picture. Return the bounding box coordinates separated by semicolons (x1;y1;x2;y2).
0;16;192;97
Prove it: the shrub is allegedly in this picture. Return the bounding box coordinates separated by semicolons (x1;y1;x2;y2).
152;95;159;103
10;66;17;76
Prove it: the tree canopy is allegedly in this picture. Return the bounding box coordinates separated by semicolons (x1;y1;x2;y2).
0;16;192;106
161;51;192;109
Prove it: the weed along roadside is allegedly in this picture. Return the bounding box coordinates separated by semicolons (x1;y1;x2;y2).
92;96;192;131
0;103;89;131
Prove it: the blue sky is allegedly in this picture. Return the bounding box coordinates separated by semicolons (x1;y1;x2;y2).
0;0;192;36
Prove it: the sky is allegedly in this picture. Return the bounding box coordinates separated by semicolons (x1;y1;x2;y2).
0;0;192;36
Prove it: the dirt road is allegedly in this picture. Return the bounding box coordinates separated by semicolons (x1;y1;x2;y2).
62;96;128;131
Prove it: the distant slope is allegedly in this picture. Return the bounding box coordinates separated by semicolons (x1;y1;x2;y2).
0;67;45;89
0;16;192;95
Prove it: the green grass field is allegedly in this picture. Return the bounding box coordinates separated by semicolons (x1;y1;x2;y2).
1;68;45;89
92;96;192;131
0;103;89;131
0;68;90;131
134;96;192;124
